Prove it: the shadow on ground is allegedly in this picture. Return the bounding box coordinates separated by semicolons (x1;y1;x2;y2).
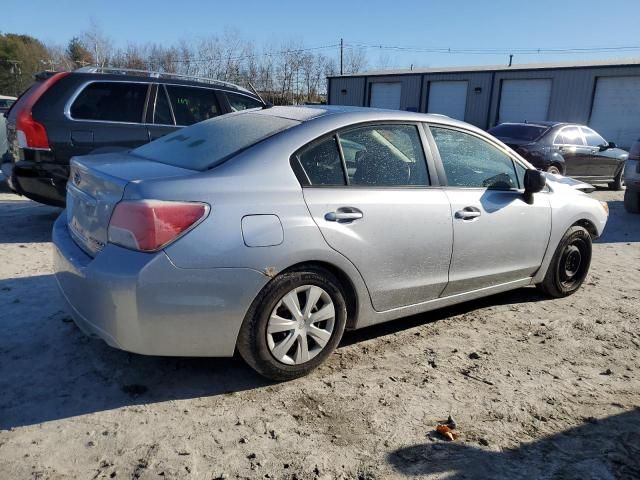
0;271;550;430
597;200;640;243
0;179;60;244
388;408;640;479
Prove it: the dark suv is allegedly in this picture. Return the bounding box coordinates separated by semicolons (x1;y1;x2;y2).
489;122;628;190
2;68;265;206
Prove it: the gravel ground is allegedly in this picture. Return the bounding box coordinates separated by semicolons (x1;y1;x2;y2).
0;180;638;480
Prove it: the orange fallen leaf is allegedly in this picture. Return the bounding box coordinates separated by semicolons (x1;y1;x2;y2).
436;424;458;441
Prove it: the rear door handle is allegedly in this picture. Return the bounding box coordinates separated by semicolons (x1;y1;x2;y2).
325;207;363;223
455;207;481;220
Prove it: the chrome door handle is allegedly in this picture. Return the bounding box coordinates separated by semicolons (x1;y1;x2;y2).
455;208;481;220
325;208;363;222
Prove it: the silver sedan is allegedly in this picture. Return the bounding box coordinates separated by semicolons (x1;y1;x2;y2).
53;106;609;380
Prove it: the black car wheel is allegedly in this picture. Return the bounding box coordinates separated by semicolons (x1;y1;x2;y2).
237;265;347;381
608;169;624;191
546;164;562;175
537;226;592;298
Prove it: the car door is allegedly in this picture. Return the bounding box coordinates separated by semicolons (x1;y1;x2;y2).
67;81;151;154
300;123;453;312
427;125;551;296
553;126;592;177
581;126;619;177
146;84;180;141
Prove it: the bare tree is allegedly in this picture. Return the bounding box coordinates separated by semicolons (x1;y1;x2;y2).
344;46;368;74
80;20;113;67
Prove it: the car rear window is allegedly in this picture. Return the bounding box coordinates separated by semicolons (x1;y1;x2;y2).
165;85;220;125
70;82;148;123
132;112;299;171
489;124;549;141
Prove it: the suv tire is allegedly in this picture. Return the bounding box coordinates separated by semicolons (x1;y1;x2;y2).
624;189;640;213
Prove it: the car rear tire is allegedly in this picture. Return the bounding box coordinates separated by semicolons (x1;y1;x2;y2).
546;164;562;175
537;226;592;298
237;266;347;381
608;169;625;191
624;189;640;213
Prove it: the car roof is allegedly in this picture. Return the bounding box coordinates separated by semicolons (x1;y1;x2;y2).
67;69;257;97
252;105;478;130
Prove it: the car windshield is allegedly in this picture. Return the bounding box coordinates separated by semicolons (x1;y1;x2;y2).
489;124;549;142
132;112;300;171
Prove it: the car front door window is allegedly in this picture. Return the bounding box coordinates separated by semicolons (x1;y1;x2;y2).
429;126;519;189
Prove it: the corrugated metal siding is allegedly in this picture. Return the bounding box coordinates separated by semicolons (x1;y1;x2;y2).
420;72;493;128
328;65;640;136
365;75;422;111
329;77;365;106
488;65;640;127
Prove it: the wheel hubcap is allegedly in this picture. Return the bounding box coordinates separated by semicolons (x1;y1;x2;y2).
266;285;335;365
563;246;581;278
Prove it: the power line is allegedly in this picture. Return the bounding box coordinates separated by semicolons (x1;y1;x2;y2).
345;42;640;55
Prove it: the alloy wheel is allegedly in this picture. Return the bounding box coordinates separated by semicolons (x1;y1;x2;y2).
266;285;336;365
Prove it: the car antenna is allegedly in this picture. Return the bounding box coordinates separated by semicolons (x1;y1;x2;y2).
248;81;271;109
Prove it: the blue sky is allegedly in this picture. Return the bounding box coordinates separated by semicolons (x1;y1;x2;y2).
3;0;640;70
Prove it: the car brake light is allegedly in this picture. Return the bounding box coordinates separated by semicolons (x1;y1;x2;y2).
15;71;70;149
108;200;209;252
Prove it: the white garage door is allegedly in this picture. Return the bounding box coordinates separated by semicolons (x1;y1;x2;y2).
589;76;640;149
499;79;552;123
370;82;401;110
427;81;468;120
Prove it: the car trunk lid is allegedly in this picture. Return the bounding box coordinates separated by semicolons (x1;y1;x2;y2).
67;152;196;256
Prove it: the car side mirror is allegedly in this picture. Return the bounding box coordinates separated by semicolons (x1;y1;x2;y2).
608;141;616;149
523;169;546;204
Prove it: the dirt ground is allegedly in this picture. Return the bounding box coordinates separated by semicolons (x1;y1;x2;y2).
0;179;639;480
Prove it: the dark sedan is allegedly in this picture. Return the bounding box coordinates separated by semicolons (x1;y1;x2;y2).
489;122;628;190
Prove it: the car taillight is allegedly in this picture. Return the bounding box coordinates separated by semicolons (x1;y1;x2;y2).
15;71;69;149
108;200;209;252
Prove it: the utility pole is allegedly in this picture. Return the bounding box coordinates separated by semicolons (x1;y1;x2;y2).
340;38;343;75
508;54;513;67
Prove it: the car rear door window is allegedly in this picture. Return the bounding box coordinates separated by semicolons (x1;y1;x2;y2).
70;82;148;123
554;127;585;146
165;85;220;126
153;85;174;125
226;92;263;111
430;126;520;189
296;137;346;186
581;127;606;147
339;125;429;186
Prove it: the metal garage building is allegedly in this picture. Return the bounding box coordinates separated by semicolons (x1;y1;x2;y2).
327;59;640;148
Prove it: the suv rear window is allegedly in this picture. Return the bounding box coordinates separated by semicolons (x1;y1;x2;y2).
488;124;549;141
132;112;299;171
165;85;220;126
227;92;263;111
70;82;148;123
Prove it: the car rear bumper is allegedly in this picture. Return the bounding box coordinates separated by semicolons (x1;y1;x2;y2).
52;213;269;357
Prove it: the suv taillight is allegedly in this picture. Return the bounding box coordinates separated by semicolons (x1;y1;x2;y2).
108;200;209;252
15;71;69;150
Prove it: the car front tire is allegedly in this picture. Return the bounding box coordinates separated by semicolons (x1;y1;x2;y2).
546;164;562;175
608;169;625;191
237;266;347;381
537;226;592;298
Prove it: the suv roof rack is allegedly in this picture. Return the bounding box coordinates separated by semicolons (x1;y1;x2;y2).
74;66;254;95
